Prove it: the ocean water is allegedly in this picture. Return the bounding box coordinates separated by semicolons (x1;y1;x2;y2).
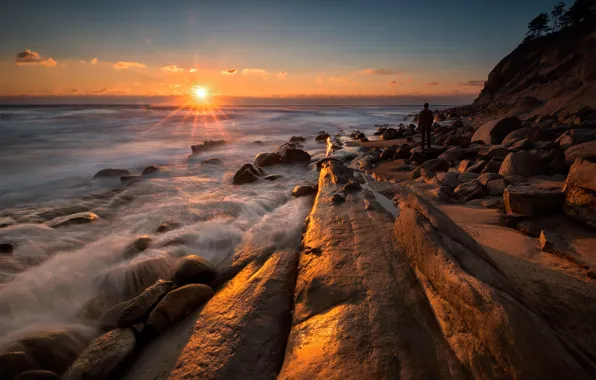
0;105;419;344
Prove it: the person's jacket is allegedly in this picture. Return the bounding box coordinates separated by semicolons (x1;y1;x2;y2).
418;109;434;129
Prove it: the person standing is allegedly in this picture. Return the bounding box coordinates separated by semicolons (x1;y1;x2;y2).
418;103;434;150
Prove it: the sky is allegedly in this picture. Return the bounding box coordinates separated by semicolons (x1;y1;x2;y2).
0;0;565;104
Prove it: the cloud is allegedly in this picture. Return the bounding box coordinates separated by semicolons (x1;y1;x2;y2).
90;58;99;65
80;60;86;64
15;49;57;67
328;76;347;83
242;68;268;78
459;80;485;87
428;82;439;86
278;70;287;79
388;80;402;87
362;68;394;76
113;61;146;69
169;84;181;88
189;68;197;73
222;69;237;75
162;65;184;73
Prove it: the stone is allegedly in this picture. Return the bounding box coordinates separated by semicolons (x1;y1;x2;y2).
120;175;142;185
292;185;318;197
393;146;411;160
146;284;214;332
279;145;311;164
155;221;181;233
190;140;227;154
471;116;523;145
0;242;13;255
331;193;346;204
315;132;330;142
516;220;541;237
457;160;474;172
263;174;283;181
92;168;130;179
409;159;450;179
117;279;174;327
253;141;264;146
502;127;530;145
477;146;510;160
98;300;130;330
46;212;99;228
565;158;596;191
122;236;151;260
499;151;546;177
465;160;487;173
201;157;223;165
454;180;485;201
290;136;306;143
0;217;16;228
409;149;430;164
379;145;398;160
480;158;503;174
435;172;460;188
0;351;36;380
564;140;596;164
459;172;480;181
253;152;281;167
14;370;60;380
504;184;565;217
380;128;402;140
438;146;463;162
141;165;159;176
478;173;502;187
232;163;264;185
564;185;596;229
504;175;526;185
341;181;362;193
539;230;583;265
62;329;136;380
172;255;217;286
535;141;557;150
487;178;507;196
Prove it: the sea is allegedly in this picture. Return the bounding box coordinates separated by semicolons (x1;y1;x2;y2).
0;105;423;344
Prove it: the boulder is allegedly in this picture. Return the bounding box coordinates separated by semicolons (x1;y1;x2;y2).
459;172;480;181
62;329;136;380
141;165;159;176
380;128;402;140
438;146;463;162
502;127;530;145
14;370;59;380
511;139;533;150
465;160;487;173
120;175;142;185
539;230;583;265
331;193;346;204
516;220;541;238
435;172;461;189
477;146;509;160
201;157;223;165
253;152;281;167
315;132;330;142
92;168;130;179
499;151;546;177
232;164;264;185
116;279;174;327
0;242;13;255
565;140;596;165
379;145;398;160
477;173;502;187
457;160;474;172
172;255;217;286
409;159;450;179
409;149;429;164
471;116;523;145
0;351;36;380
146;284;214;332
155;221;181;234
563;159;596;228
190;140;227;154
253;141;264;146
292;185;318;197
393;146;411;160
279;145;311;164
289;136;306;143
263;174;283;181
46;212;99;228
122;236;151;260
341;181;363;193
487;178;507;196
504;184;565;217
480;158;503;174
454;180;485;201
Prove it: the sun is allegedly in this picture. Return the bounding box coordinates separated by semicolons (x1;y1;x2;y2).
192;85;209;102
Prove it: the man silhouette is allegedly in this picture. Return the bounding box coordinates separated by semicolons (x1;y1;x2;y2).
418;103;433;150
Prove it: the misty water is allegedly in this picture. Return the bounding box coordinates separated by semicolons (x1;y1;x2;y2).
0;105;418;345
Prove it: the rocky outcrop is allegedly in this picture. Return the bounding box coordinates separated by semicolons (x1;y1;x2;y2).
190;140;228;155
472;117;522;145
564;159;596;228
232;164;265;185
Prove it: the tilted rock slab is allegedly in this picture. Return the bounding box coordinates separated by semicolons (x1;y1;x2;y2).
279;160;468;380
394;192;593;379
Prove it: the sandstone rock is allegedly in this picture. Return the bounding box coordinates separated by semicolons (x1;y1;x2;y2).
539;230;584;265
511;138;533;150
315;132;330;142
232;163;264;185
292;185;317;197
504;184;565;217
117;279;174;327
172;255;217;286
62;329;136;380
341;181;363;193
478;172;502;187
465;160;487;173
564;185;596;229
457;159;474;172
0;242;13;255
454;180;484;201
438;146;463;162
409;159;449;179
459;172;480;181
0;351;36;380
290;136;306;143
487;178;507;196
504;175;526;185
435;172;460;188
565;158;596;191
380;128;401;140
92;168;130;179
472;116;523;145
565;140;596;164
480;158;503;174
502;127;530;145
190;140;227;154
122;236;151;260
499;151;546;177
253;152;281;167
201;157;223;165
14;370;60;380
146;284;214;332
141;165;159;176
516;220;541;237
478;145;510;160
46;212;99;228
409;149;429;164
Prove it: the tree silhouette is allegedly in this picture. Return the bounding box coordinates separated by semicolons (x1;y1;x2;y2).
526;13;550;40
565;0;596;25
550;2;566;32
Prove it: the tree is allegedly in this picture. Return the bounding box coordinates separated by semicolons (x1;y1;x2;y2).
564;0;596;25
526;13;550;40
550;2;566;32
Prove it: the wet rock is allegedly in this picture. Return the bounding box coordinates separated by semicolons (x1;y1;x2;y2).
487;178;507;196
409;159;450;179
98;300;129;330
472;116;523;145
120;175;142;185
516;220;541;237
62;329;136;380
315;132;330;142
279;144;311;164
564;140;596;164
201;157;223;165
504;184;565;217
141;165;159;176
292;185;318;197
190;140;227;154
122;236;151;260
46;212;99;228
14;370;60;380
92;168;130;180
480;158;503;174
0;351;36;380
0;242;13;255
379;145;398;160
499;151;546;177
263;174;283;181
380;128;402;141
341;181;362;193
253;140;264;146
331;193;346;204
232;163;265;185
146;284;214;332
155;221;181;234
478;172;502;187
116;279;174;327
172;255;217;286
290;136;306;143
253;152;281;167
502;127;530;145
454;180;485;201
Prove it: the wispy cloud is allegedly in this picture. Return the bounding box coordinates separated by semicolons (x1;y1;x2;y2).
328;76;347;83
278;70;287;79
189;68;197;73
170;84;181;88
242;68;269;78
388;80;402;87
362;68;394;76
15;49;57;67
222;68;237;75
459;80;485;87
113;61;146;69
162;65;184;73
90;58;99;65
428;82;439;86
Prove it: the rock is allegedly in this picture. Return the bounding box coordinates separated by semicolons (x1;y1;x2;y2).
486;178;507;196
471;116;523;145
116;279;174;327
435;172;460;188
253;140;264;146
62;329;136;380
409;149;429;164
201;157;223;165
232;163;264;185
539;230;583;265
341;181;362;193
465;160;487;173
14;370;60;380
535;141;557;150
564;140;596;164
564;162;596;228
499;151;546;177
477;146;509;160
279;145;311;164
120;175;142;185
155;221;181;233
253;152;281;167
146;284;214;332
92;168;130;179
380;128;401;140
263;174;283;181
565;158;596;192
504;175;526;185
292;185;318;197
0;351;36;380
98;300;130;330
0;216;17;228
190;140;227;154
459;172;480;181
409;159;450;179
454;180;485;201
122;236;151;260
393;145;411;160
141;165;159;176
379;145;398;160
504;184;565;217
457;160;474;172
480;158;503;174
516;220;541;237
511;138;533;150
331;193;346;204
438;146;463;162
315;132;330;142
477;172;502;187
46;212;99;228
172;255;217;286
290;136;306;143
502;127;530;145
0;242;13;255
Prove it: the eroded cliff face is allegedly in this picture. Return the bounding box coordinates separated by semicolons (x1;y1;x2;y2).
474;23;596;118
